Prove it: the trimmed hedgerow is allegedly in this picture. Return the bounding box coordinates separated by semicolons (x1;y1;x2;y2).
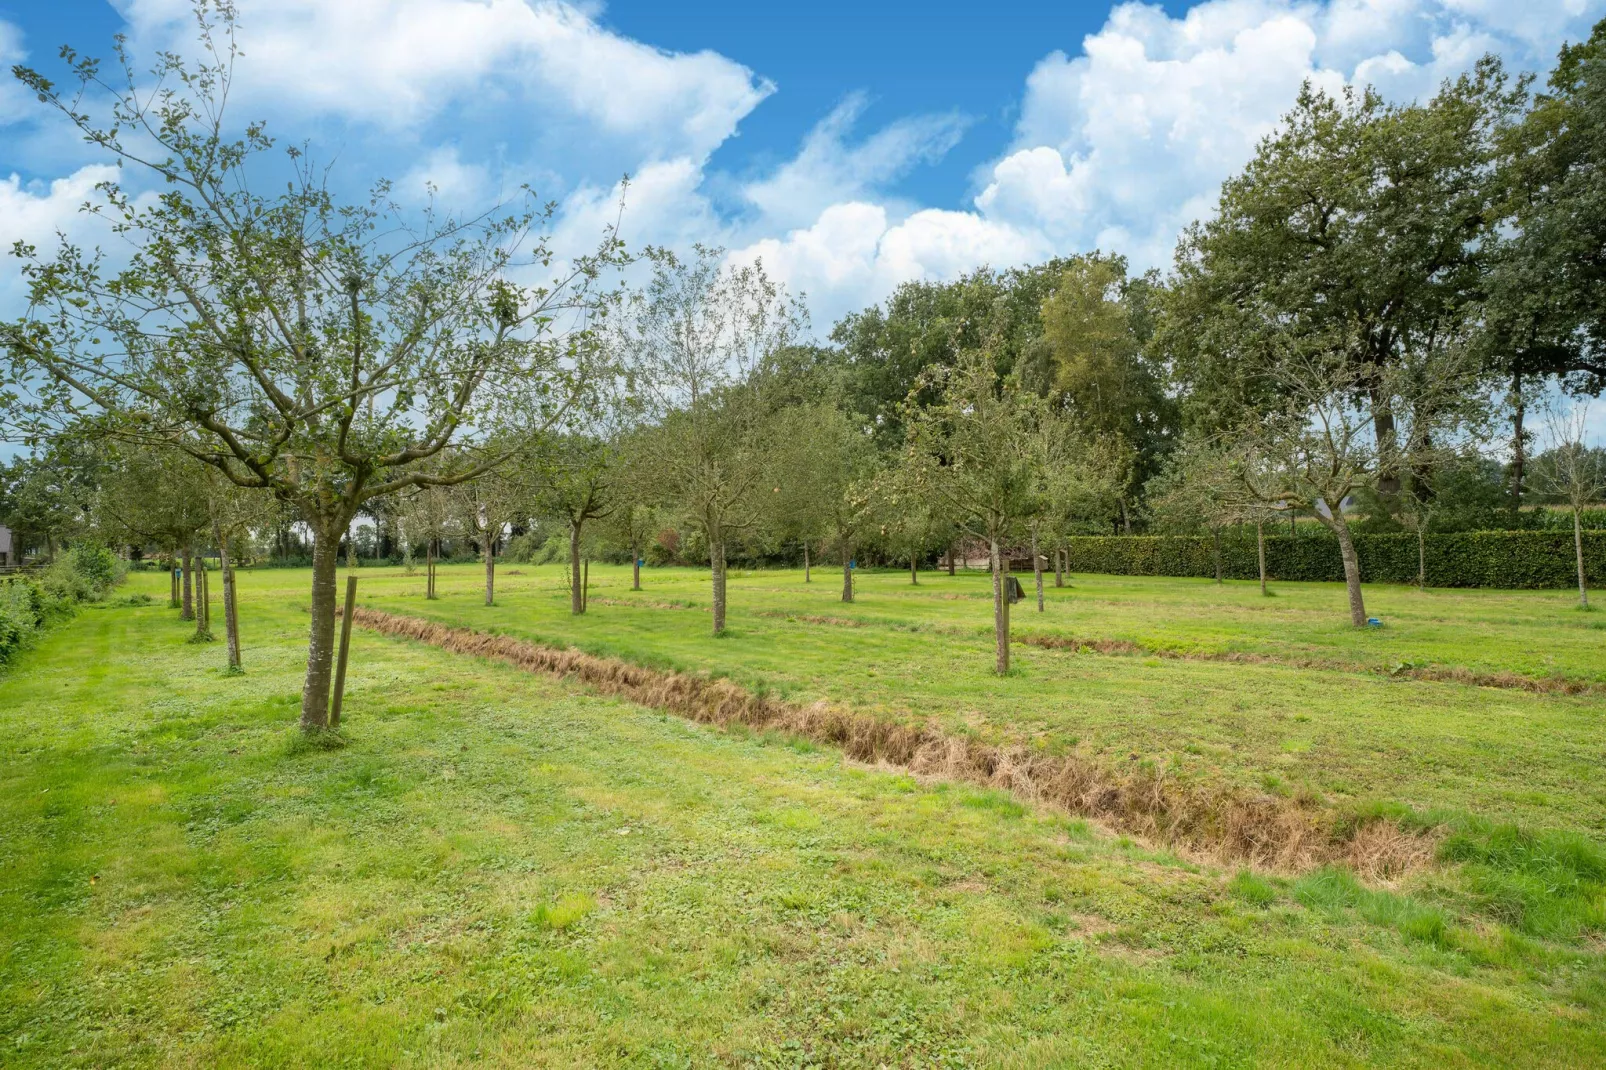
1065;530;1606;589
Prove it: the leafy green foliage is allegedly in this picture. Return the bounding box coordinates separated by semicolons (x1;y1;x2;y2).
1067;530;1606;588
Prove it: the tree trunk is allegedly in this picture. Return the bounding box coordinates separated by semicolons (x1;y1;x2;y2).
1417;526;1427;591
710;535;727;635
1574;506;1588;609
803;541;811;583
569;522;585;614
216;521;241;672
1256;520;1267;597
196;555;210;638
426;539;437;599
909;550;918;586
346;530;357;570
841;539;853;603
1054;546;1064;588
300;521;344;730
1330;514;1368;627
632;541;642;591
1371;392;1401;497
1032;524;1044;612
483;526;496;606
990;538;1010;674
1510;368;1526;512
181;547;195;621
946;544;956;576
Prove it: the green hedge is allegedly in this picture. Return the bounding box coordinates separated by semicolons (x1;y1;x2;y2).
1065;530;1606;589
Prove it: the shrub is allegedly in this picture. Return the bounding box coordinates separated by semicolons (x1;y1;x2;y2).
1065;530;1606;589
0;545;126;669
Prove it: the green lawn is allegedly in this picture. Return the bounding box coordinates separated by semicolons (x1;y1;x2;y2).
1;564;1603;1066
353;563;1606;837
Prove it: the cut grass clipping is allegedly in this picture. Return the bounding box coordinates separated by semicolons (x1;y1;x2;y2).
350;606;1432;875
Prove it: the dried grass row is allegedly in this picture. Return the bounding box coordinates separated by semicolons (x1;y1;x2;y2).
351;607;1434;876
1018;633;1600;696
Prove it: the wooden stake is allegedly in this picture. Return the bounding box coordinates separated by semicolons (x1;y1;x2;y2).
330;574;357;728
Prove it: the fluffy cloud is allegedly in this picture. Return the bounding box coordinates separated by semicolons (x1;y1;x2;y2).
120;0;772;160
399;146;493;206
736;0;1605;325
11;0;1606;339
728;204;1052;328
0;165;121;302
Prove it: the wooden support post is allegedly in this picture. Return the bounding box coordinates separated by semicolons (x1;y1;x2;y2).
330;574;357;728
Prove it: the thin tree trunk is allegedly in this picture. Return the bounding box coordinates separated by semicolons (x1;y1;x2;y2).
1256;520;1267;596
1417;526;1426;591
1574;506;1588;609
710;535;727;635
841;538;853;603
483;525;496;606
804;541;811;583
170;559;180;608
632;541;642;591
569;522;584;614
216;521;241;672
909;549;918;586
346;530;357;570
1032;523;1044;612
300;521;344;730
990;537;1010;674
426;539;437;600
947;544;956;576
330;574;358;728
181;547;194;621
196;555;210;638
1510;368;1526;512
1330;515;1368;627
1054;545;1064;588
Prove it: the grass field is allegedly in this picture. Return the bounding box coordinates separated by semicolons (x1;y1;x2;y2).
2;562;1603;1066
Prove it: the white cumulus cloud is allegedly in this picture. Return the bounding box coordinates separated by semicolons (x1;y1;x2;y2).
120;0;773;161
733;0;1605;326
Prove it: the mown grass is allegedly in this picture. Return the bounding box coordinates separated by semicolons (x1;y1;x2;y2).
347;563;1605;838
1;566;1602;1066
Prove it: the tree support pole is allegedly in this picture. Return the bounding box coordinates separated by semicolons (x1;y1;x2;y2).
330;575;357;728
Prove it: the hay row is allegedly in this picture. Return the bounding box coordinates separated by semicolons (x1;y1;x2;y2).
1017;633;1602;695
349;606;1433;876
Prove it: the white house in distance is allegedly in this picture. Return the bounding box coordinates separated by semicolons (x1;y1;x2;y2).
0;524;12;567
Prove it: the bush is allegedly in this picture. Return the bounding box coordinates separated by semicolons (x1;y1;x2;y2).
1065;530;1606;589
0;545;126;669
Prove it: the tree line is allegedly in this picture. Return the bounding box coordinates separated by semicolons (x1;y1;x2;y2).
3;6;1604;726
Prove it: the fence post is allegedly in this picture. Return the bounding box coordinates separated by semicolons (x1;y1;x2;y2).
330;574;358;728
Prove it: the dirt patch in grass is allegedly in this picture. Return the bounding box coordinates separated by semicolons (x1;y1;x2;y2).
1017;632;1603;696
588;597;699;611
349;607;1434;876
754;610;868;628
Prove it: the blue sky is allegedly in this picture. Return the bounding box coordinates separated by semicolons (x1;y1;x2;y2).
2;0;1604;334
